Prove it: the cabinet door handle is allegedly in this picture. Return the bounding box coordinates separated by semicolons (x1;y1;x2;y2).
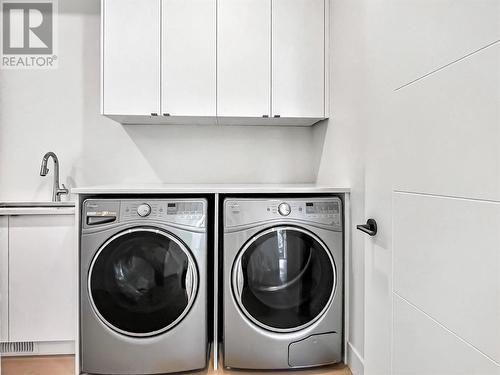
262;115;269;118
357;219;377;236
163;113;170;116
273;114;281;118
150;112;158;116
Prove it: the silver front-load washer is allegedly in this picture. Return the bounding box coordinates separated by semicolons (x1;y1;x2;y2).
223;197;343;369
80;198;207;375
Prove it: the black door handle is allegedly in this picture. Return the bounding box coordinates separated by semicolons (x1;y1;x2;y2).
357;219;377;236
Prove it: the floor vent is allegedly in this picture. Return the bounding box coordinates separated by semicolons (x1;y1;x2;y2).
0;341;37;354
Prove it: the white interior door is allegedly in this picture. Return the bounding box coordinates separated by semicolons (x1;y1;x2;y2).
161;0;216;116
217;0;271;118
271;0;325;118
8;215;76;342
362;4;500;374
102;0;160;116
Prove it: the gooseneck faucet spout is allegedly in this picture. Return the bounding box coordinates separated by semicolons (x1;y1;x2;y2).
40;152;69;202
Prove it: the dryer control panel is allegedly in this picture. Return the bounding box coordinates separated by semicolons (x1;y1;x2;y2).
225;198;342;230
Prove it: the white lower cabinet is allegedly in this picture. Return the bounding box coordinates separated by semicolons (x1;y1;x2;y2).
0;213;75;353
0;217;8;342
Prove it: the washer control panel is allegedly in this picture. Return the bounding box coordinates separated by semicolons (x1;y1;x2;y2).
121;200;205;223
83;199;207;229
225;198;342;229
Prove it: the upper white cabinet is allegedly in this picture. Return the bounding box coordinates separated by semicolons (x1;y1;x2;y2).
161;0;216;117
102;0;160;116
102;0;328;125
217;0;271;118
272;0;325;118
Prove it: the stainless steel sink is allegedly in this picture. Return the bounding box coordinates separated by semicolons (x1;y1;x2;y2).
0;201;75;208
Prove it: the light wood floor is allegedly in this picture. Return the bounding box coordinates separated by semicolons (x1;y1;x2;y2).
1;355;352;375
2;355;74;375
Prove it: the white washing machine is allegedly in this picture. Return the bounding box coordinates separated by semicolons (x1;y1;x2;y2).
80;198;208;374
222;197;343;369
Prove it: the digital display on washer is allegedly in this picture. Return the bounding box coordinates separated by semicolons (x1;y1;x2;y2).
306;202;339;214
166;203;177;215
165;202;203;215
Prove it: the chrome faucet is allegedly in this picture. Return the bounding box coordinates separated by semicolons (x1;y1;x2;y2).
40;152;69;202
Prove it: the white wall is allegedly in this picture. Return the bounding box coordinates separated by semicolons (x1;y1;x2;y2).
0;0;323;202
315;0;367;370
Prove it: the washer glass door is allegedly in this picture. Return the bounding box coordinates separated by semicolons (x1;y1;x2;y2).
233;226;335;332
89;228;197;337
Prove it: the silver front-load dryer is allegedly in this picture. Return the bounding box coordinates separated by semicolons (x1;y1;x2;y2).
80;199;207;375
223;197;343;370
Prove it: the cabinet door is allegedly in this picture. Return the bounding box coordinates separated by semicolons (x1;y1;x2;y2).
9;215;75;342
161;0;216;116
102;0;160;115
217;0;271;117
0;216;8;342
272;0;325;118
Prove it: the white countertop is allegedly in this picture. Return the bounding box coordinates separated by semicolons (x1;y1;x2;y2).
0;201;75;216
71;183;350;195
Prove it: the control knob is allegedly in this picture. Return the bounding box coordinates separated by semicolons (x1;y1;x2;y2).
278;202;291;216
137;203;151;217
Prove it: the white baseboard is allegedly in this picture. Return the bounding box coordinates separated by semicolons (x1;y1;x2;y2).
347;341;364;375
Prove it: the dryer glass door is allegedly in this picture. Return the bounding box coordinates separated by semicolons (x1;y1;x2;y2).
233;226;335;332
89;228;197;337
